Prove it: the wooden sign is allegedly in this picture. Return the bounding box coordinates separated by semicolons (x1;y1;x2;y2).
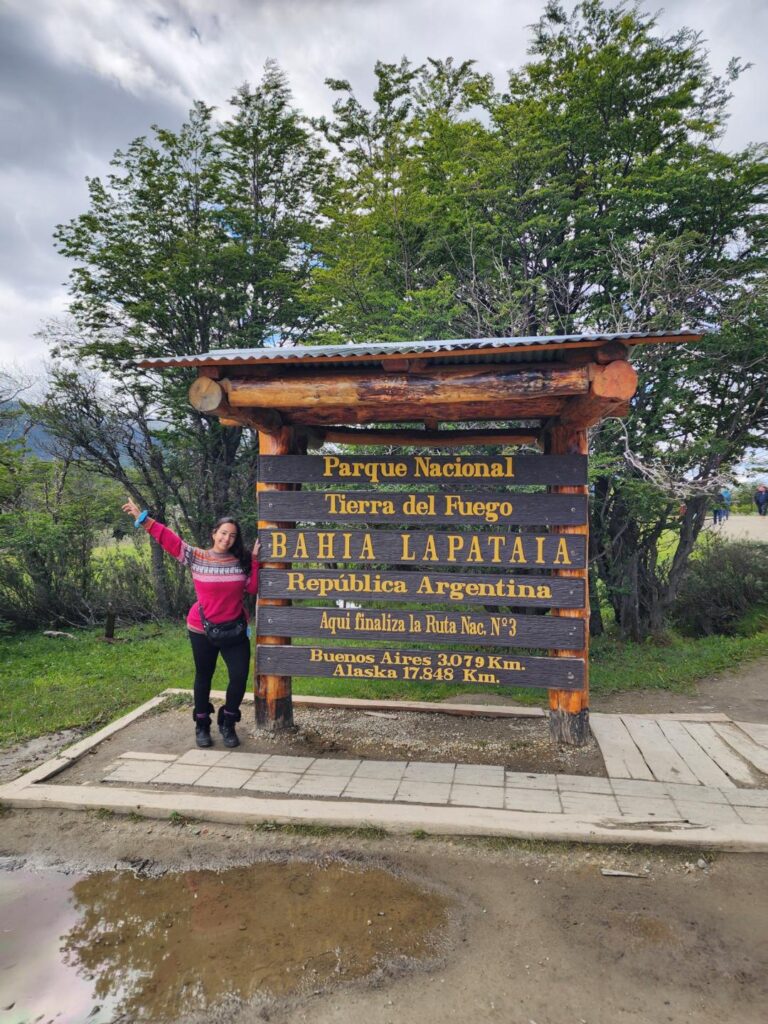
257;644;585;690
258;529;586;568
259;606;583;649
259;490;587;526
259;568;584;608
259;454;587;486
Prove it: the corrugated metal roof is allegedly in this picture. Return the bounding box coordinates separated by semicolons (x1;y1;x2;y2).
138;329;701;369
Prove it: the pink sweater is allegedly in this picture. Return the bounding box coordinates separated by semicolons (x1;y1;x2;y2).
144;518;259;633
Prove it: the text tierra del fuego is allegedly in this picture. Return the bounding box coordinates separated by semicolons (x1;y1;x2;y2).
256;453;587;691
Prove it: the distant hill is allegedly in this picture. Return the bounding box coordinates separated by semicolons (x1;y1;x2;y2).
0;405;55;459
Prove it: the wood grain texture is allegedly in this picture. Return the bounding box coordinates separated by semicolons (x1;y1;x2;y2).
589;714;653;780
621;716;699;785
257;644;585;690
258;528;587;569
283;398;566;424
682;723;757;786
255;426;295;730
258;454;587;485
259;490;588;526
311;427;541;447
259;605;585;649
259;567;585;608
546;425;590;745
225;363;591;409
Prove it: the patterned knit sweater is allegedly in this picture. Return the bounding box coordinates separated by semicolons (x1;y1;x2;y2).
143;518;259;633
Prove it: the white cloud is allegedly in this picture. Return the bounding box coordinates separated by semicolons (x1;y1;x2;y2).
0;0;765;370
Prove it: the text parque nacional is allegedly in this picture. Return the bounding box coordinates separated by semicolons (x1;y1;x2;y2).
320;455;517;484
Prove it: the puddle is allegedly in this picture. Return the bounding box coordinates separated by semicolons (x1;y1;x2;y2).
0;861;449;1023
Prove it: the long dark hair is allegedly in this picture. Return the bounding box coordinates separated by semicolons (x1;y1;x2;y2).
212;517;252;574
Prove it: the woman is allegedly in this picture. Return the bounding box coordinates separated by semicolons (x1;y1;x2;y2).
122;499;260;749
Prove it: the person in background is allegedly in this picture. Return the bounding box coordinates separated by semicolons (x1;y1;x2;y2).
755;484;768;517
122;499;260;748
721;487;732;521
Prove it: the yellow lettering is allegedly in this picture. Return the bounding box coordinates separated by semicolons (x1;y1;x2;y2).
510;535;526;563
360;533;375;559
271;531;287;559
447;534;463;562
554;538;572;565
467;536;483;563
317;532;334;559
535;535;545;564
294;533;308;559
487;535;504;563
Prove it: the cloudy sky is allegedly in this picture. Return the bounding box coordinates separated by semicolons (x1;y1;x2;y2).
1;0;765;372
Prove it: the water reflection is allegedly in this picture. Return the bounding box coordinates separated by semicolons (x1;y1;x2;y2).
1;862;448;1023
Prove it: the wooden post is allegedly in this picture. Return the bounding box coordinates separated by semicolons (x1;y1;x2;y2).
546;425;591;745
104;603;116;641
255;426;295;731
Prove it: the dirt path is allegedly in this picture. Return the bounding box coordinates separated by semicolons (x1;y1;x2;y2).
592;655;768;722
2;657;768;1022
1;811;766;1024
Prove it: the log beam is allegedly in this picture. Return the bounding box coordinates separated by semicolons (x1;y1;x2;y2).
224;364;590;410
284;398;564;426
557;360;637;429
546;425;591;746
255;426;295;731
558;397;630;430
310;427;541;447
188;376;283;433
589;359;637;399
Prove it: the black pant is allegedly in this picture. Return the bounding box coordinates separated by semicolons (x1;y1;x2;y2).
188;630;250;719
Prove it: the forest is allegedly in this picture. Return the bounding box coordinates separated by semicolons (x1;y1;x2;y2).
1;0;767;645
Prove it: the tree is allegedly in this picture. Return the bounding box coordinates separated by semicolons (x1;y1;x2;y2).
314;2;768;637
43;66;328;611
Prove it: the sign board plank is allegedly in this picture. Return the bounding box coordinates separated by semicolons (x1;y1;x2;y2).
257;644;585;690
259;490;587;526
259;454;587;486
258;529;586;569
260;568;584;609
258;606;584;649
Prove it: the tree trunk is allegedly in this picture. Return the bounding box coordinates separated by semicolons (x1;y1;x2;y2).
149;541;172;618
588;565;604;637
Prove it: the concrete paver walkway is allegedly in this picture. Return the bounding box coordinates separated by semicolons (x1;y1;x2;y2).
2;691;767;851
100;749;767;827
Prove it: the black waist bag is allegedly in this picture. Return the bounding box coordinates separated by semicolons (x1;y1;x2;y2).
197;603;248;648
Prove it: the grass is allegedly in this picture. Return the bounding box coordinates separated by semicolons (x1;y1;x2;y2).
590;629;768;696
249;821;389;839
2;620;768;748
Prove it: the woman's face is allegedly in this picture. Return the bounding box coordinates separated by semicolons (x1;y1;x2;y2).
211;522;238;553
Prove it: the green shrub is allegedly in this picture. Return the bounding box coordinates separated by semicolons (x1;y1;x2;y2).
671;538;768;637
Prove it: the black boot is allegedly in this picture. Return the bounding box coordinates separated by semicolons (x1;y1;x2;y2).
218;707;241;748
194;704;214;748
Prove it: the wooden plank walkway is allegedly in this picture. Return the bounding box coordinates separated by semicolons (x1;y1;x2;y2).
656;720;735;789
713;723;768;775
735;721;768;747
589;714;653;779
621;717;699;785
590;714;765;788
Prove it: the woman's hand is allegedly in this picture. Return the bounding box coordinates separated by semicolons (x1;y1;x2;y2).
252;538;261;559
122;499;141;519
